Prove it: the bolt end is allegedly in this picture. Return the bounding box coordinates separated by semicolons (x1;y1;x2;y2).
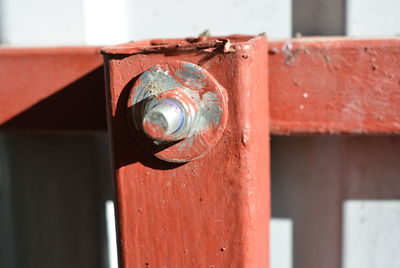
142;98;186;141
142;112;169;140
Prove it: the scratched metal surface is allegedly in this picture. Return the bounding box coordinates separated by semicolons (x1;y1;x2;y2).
128;61;228;162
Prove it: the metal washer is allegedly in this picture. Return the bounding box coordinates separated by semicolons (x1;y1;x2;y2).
128;60;228;163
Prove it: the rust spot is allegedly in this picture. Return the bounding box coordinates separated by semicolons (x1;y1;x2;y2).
146;82;164;94
223;39;234;53
282;41;301;66
268;47;279;55
324;55;332;63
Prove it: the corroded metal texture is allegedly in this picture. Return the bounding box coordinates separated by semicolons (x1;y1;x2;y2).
103;35;270;267
269;37;400;134
128;61;228;162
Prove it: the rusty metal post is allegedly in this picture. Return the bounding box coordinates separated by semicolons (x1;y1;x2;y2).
103;35;270;267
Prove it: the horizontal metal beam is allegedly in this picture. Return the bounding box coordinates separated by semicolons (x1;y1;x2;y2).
0;47;106;131
269;37;400;134
1;38;399;134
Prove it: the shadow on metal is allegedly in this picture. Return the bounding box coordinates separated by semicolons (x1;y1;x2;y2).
0;67;107;132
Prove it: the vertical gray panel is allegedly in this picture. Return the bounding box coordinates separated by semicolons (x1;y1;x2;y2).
271;136;344;268
271;136;400;268
0;133;112;268
0;134;17;268
292;0;346;36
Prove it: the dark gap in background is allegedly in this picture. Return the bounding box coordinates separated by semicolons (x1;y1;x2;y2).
292;0;346;36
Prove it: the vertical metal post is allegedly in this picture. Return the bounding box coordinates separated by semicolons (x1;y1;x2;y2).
103;35;270;267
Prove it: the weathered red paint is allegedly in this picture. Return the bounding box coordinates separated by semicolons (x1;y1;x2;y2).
1;38;399;134
269;37;400;134
0;46;105;131
103;35;270;267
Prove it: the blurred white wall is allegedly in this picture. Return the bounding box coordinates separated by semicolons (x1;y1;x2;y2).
343;200;400;268
347;0;400;37
125;0;291;41
0;0;291;46
271;218;293;268
0;0;86;45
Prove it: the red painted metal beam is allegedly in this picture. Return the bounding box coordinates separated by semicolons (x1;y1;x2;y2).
0;46;106;131
269;37;400;134
1;38;399;134
103;35;270;267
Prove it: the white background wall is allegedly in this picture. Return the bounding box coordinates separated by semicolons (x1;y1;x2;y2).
343;201;400;268
347;0;400;37
0;0;291;46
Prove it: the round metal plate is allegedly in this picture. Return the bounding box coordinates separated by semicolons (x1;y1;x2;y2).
127;60;228;163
